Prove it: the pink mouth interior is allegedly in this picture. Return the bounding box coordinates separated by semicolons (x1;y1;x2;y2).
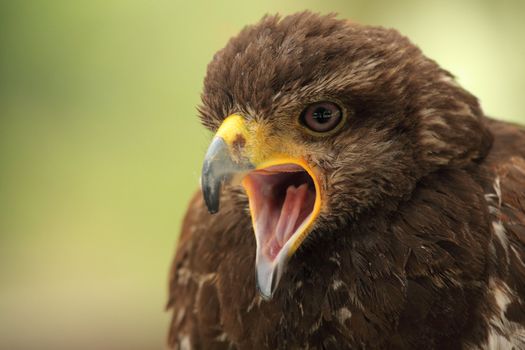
244;164;316;262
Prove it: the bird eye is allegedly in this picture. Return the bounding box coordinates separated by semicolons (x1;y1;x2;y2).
300;102;343;134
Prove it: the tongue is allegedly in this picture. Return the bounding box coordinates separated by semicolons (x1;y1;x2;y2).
266;183;309;260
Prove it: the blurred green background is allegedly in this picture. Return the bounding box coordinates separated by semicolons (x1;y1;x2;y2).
0;0;523;349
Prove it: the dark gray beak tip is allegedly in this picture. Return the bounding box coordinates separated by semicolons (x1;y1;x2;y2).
201;137;231;215
201;169;221;214
207;207;219;215
200;136;253;215
203;191;220;214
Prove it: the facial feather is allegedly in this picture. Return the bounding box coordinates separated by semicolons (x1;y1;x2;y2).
169;11;525;350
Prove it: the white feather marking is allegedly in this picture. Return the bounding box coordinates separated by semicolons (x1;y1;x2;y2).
439;74;460;87
197;272;216;287
177;267;192;285
492;221;509;260
309;317;322;333
336;307;352;324
247;295;262;313
511;246;525;269
332;279;344;291
215;332;228;342
493;177;502;205
485;279;525;349
175;308;185;326
486;176;510;262
485;176;501;209
484;193;498;202
329;254;341;267
179;335;191;350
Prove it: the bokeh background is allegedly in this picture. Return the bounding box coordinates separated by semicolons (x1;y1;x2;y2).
1;0;524;349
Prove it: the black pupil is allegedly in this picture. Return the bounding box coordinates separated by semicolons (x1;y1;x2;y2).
312;107;332;123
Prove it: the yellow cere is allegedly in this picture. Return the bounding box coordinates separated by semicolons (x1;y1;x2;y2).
215;114;250;147
217;114;299;164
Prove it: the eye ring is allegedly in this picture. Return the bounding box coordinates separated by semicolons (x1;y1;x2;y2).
299;101;345;135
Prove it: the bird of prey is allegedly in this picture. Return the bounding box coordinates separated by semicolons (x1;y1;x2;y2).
167;12;525;349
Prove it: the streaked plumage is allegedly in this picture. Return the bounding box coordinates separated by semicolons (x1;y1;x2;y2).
168;12;525;349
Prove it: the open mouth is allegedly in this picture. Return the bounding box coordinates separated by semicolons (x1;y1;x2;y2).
242;163;319;264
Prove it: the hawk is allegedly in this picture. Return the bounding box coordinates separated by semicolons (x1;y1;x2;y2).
167;12;525;349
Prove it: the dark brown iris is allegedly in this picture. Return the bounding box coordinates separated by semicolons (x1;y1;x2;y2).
300;101;343;133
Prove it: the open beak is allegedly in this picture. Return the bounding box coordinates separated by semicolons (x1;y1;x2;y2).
201;115;322;299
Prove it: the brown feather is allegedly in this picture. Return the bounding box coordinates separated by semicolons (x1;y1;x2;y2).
168;12;525;349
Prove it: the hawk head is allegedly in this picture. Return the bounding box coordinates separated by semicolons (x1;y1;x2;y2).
199;12;492;299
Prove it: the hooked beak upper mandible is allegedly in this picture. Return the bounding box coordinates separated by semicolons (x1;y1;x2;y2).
201;115;254;213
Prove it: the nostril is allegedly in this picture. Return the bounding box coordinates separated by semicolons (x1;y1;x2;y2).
231;134;247;159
